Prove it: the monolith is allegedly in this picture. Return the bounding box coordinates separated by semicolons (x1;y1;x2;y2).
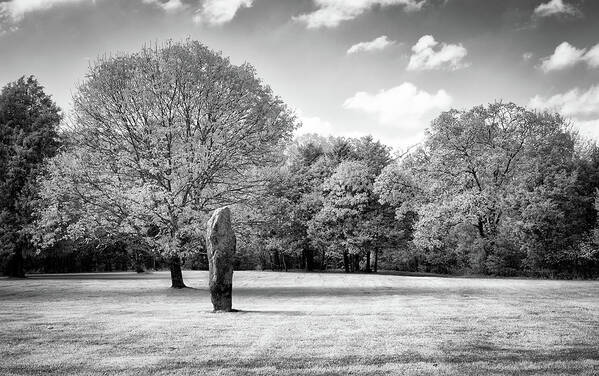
206;206;236;312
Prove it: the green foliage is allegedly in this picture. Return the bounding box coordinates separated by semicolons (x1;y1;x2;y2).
0;76;61;276
309;160;375;256
242;136;332;270
243;134;400;272
36;40;297;266
376;102;599;276
10;70;596;279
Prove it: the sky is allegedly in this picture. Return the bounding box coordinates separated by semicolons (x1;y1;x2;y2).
1;0;599;150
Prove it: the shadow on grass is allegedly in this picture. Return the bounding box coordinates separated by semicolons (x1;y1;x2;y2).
25;272;174;280
1;283;499;301
232;286;484;298
122;286;489;299
230;309;307;316
145;348;599;375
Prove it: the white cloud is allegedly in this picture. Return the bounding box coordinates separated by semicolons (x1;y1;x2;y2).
533;0;580;18
294;84;452;149
0;23;18;35
529;85;599;139
0;0;188;24
193;0;252;25
529;85;599;119
572;119;599;140
584;44;599;69
539;41;599;72
406;35;468;71
294;0;426;29
146;0;256;25
0;0;89;21
0;0;251;30
347;35;395;55
540;42;586;72
343;82;452;146
142;0;186;13
295;114;335;137
294;109;368;141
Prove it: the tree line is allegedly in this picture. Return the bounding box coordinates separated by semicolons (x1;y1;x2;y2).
244;105;599;278
1;40;598;284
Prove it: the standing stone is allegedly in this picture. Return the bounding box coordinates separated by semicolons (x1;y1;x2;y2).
206;206;236;312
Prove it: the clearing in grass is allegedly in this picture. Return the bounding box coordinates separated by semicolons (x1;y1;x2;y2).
0;271;598;375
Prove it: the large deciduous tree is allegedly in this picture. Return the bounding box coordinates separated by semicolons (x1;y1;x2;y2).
0;76;61;277
377;102;596;275
249;135;396;272
308;160;380;272
243;135;333;271
37;40;296;287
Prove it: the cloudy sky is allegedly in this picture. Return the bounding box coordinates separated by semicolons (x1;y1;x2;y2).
1;0;598;149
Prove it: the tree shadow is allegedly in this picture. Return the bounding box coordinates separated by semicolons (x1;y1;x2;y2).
230;309;307;316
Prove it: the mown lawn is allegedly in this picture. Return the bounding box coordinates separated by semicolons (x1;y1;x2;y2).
0;271;598;375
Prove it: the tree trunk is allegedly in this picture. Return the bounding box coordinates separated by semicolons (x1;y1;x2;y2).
135;253;145;273
374;249;378;273
365;250;371;273
5;248;25;278
303;248;314;272
321;249;326;271
343;251;350;273
477;217;486;238
353;254;360;272
169;255;186;288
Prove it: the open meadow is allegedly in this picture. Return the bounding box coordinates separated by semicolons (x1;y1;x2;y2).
0;271;598;375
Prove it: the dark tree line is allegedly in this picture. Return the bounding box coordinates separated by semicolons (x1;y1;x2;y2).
236;104;599;278
235;135;405;273
0;76;61;277
1;47;599;279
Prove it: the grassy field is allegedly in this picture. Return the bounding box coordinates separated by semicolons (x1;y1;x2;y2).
0;271;598;375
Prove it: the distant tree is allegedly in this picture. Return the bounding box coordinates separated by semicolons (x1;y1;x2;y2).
37;40;296;287
372;163;418;271
377;102;596;275
351;135;392;176
250;135;394;272
576;191;599;277
248;136;332;271
308;161;378;272
375;161;421;222
0;76;61;277
326;137;355;165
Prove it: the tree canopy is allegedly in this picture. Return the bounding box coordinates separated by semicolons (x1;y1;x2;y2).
375;103;599;276
36;40;297;286
2;61;597;279
0;76;61;277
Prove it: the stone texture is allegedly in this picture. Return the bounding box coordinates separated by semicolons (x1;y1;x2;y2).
206;206;236;312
